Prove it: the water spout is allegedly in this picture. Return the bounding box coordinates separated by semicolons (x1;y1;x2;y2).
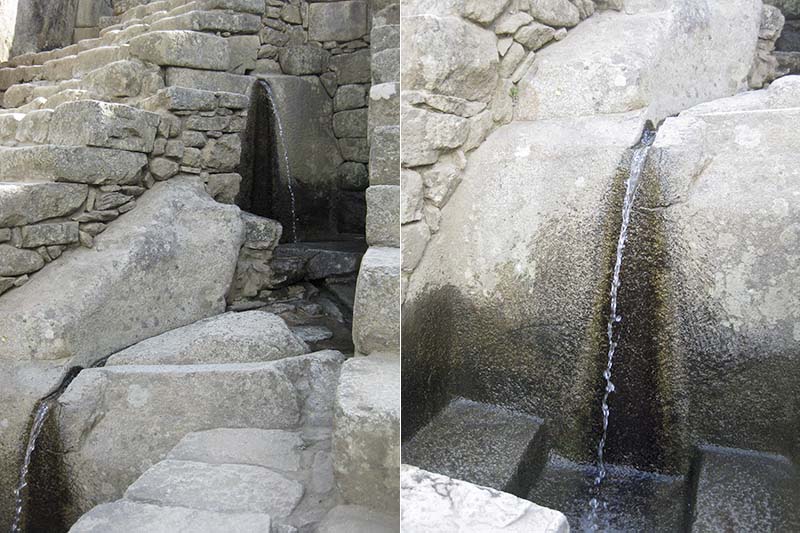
259;79;299;243
588;127;657;522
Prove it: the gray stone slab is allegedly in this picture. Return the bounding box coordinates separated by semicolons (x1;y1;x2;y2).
69;500;271;533
0;182;87;227
0;145;147;184
125;460;303;517
107;311;308;366
167;428;303;471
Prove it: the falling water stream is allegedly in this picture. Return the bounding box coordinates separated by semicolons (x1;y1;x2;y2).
587;128;656;529
260;80;299;243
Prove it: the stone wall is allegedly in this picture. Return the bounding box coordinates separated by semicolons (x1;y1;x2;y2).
400;0;602;302
0;0;373;298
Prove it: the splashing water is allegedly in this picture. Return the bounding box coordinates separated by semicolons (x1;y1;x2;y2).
260;80;298;243
588;128;656;525
11;400;53;533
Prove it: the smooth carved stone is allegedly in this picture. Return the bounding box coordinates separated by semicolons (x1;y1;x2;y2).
19;222;80;247
166;68;255;95
49;100;160;153
352;247;400;354
330;49;371;84
0;183;87;228
0;244;45;276
129;30;231;71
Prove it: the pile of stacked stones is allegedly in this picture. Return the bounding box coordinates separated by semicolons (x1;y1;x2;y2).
400;0;602;297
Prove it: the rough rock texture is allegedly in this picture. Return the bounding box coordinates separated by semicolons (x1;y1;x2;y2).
402;113;647;451
167;428;304;471
516;0;763;123
621;86;800;463
129;30;231;70
0;177;243;364
0;145;147;184
0;182;87;227
107;311;308;365
69;500;272;533
333;354;400;515
124;460;303;517
56;351;344;521
352;247;400;355
49;100;160;153
400;465;569;532
401;14;498;102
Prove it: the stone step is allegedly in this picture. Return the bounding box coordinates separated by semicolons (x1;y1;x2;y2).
352;246;400;355
68;500;272;533
0;182;88;228
402;398;547;497
333;353;400;515
689;446;800;532
167;428;305;472
317;505;398;533
125;459;304;518
0;145;147;184
107;310;309;366
55;350;344;523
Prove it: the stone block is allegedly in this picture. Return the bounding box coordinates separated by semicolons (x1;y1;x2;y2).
167;428;303;471
166;67;255;94
75;45;131;76
107;311;307;365
278;45;330;75
317;505;398;533
0;145;148;184
0;244;45;276
333;108;368;138
19;222;79;247
49;100;160;153
334;84;367;111
0;183;87;228
333;354;400;513
352;247;400;353
371;24;399;54
124;460;303;517
330;49;370;84
369;126;399;186
308;0;368;42
150;11;262;34
15;109;53;144
205;172;241;203
227;35;260;73
69;501;272;533
371;47;399;84
129;30;230;70
339;137;369;163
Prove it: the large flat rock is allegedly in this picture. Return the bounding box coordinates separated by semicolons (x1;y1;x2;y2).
0;177;243;364
333;353;400;514
124;460;303;518
55;351;343;522
400;465;569;533
68;500;272;533
107;311;308;366
516;0;762;123
129;30;231;70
